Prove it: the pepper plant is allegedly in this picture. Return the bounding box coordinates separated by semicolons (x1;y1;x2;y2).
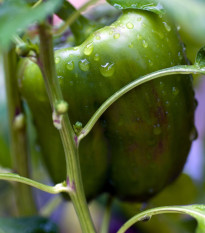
0;0;205;233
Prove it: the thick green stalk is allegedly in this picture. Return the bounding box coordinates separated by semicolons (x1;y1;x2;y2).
38;22;96;233
3;49;37;216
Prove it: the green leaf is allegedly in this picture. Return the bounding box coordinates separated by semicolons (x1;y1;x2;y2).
195;46;205;69
159;0;205;45
106;0;165;14
117;205;205;233
0;216;58;233
0;0;63;50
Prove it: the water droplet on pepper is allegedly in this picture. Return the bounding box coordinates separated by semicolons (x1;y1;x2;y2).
100;62;115;77
84;43;94;56
55;57;60;64
126;22;134;29
113;33;120;39
66;61;74;71
79;59;90;72
163;22;171;32
94;54;100;61
142;40;148;48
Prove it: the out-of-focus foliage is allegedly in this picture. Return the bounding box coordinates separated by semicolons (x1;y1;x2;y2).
160;0;205;45
0;216;58;233
0;0;63;50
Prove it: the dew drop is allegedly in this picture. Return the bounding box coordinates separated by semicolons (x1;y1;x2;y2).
172;86;179;96
95;35;101;40
165;101;170;106
66;61;74;71
159;81;164;88
57;75;64;82
140;215;151;222
113;33;120;39
57;75;63;79
83;43;94;56
153;124;162;135
100;62;115;77
189;127;198;141
113;3;123;9
79;59;90;72
73;47;79;51
109;30;114;35
55;57;60;64
148;60;153;66
94;53;100;61
178;51;183;60
163;22;171;32
128;43;134;48
137;17;142;21
126;22;134;29
137;34;142;40
142;40;148;48
177;25;181;31
183;46;186;53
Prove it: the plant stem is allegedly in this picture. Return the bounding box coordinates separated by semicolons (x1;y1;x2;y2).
38;22;96;233
3;48;37;216
78;65;205;141
0;173;69;194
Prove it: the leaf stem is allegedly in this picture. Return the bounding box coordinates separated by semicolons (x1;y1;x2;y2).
117;205;205;233
38;22;96;233
78;65;205;141
0;173;69;194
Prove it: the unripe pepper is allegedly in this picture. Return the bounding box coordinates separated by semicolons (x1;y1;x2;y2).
18;9;196;201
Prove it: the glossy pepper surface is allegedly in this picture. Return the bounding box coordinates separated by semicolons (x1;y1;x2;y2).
18;9;196;201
